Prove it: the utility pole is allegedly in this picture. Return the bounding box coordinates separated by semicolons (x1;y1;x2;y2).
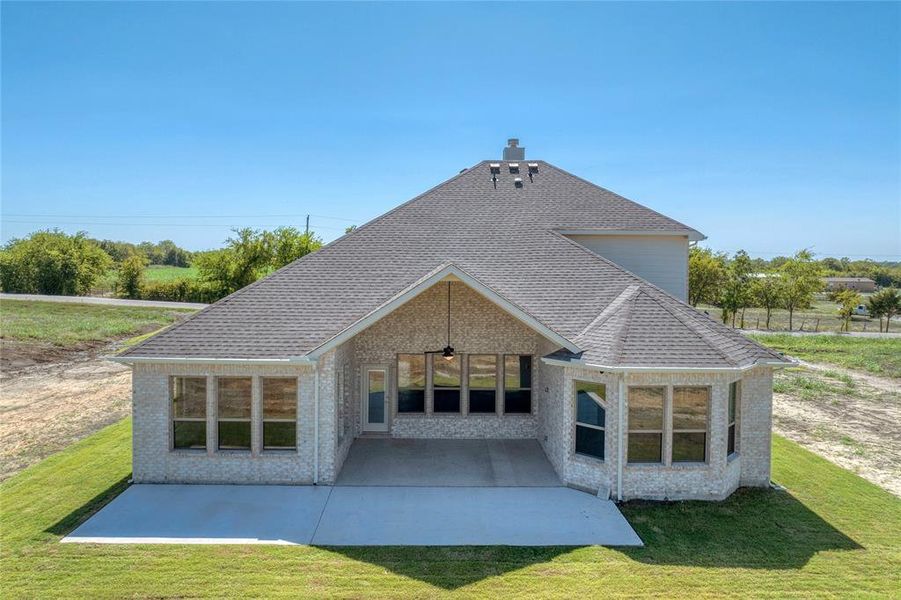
305;214;310;236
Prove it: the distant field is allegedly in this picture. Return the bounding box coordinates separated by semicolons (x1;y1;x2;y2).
0;299;196;347
748;333;901;378
699;295;893;333
144;265;199;283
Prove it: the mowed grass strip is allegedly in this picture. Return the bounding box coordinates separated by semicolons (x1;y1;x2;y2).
749;333;901;378
1;421;898;598
0;299;196;347
143;265;199;283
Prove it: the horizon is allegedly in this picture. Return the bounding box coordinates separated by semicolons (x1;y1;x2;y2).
2;2;899;260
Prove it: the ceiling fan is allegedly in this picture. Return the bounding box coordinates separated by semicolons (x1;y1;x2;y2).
427;281;456;361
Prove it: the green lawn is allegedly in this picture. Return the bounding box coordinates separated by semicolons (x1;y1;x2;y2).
1;421;898;598
143;265;199;283
749;333;901;378
0;299;196;347
700;296;891;333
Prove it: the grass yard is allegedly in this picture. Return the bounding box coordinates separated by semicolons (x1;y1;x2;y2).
1;421;898;598
0;299;196;347
699;297;892;333
143;265;199;283
749;333;901;378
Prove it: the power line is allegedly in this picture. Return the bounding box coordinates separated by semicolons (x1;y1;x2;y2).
1;219;349;231
2;212;362;222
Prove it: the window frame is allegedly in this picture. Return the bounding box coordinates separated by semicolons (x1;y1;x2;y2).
396;353;426;414
216;376;253;452
261;376;298;451
671;385;710;464
727;381;740;458
431;352;462;414
467;354;498;414
170;376;207;451
573;380;607;461
627;386;666;464
503;354;533;415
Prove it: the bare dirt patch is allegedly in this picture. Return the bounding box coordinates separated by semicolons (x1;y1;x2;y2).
772;366;900;496
0;341;132;481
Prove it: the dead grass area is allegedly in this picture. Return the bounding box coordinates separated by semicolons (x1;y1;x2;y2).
0;341;132;480
772;365;900;496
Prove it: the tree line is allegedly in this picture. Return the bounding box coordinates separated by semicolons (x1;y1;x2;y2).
0;227;323;302
689;247;900;332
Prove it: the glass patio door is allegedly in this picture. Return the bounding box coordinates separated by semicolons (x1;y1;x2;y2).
362;367;389;432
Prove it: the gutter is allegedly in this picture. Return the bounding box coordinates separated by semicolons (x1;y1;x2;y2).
107;356;316;366
617;375;626;502
540;356;795;373
313;358;320;485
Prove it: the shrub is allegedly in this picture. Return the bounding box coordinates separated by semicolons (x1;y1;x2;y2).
117;253;147;299
0;230;112;296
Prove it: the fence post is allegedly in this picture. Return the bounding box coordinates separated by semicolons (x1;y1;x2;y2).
815;318;820;332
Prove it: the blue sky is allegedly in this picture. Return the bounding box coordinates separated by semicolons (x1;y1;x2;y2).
2;2;899;259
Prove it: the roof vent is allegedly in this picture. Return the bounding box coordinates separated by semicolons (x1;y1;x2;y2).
489;163;501;174
528;163;539;173
513;177;523;188
509;163;520;173
503;138;525;161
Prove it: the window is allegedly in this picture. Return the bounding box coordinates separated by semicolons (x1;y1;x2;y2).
468;354;497;413
172;377;206;450
262;377;297;450
432;353;461;413
672;387;709;463
628;387;664;463
397;354;425;413
727;382;739;456
217;377;251;450
574;381;606;460
503;355;532;414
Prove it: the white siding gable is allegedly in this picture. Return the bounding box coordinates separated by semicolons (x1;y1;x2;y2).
565;234;689;301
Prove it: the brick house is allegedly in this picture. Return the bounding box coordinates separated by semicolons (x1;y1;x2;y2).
116;140;791;501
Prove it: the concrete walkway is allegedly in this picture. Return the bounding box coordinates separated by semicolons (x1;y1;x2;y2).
63;484;642;546
0;292;207;310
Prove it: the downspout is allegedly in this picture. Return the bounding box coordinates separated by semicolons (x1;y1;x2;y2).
617;374;626;502
313;359;320;485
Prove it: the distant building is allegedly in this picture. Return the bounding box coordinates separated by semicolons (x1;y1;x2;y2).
824;277;877;292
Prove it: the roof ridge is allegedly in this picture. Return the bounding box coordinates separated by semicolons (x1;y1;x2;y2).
639;288;740;366
611;289;637;365
575;284;640;341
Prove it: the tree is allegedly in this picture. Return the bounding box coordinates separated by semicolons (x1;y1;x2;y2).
270;227;322;270
688;246;727;307
830;289;860;332
0;230;112;295
779;250;823;331
117;252;147;299
345;225;357;234
720;250;755;327
750;273;783;330
867;288;900;333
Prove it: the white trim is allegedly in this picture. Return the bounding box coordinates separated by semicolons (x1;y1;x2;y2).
108;356;307;366
313;360;320;485
617;376;625;502
306;264;580;358
556;228;706;242
540;357;794;373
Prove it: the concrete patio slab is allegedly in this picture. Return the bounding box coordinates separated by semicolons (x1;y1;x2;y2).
63;484;642;547
336;438;561;487
62;484;331;544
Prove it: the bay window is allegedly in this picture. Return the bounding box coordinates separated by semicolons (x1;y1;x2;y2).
728;382;739;457
574;381;606;460
672;387;709;463
628;387;664;463
217;377;252;450
171;376;206;450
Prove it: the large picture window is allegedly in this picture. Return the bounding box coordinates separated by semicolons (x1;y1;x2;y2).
468;354;497;413
503;355;532;414
728;381;740;456
574;381;606;460
432;353;461;413
262;377;297;450
628;387;664;463
397;354;425;413
217;377;252;450
672;387;709;462
172;376;206;450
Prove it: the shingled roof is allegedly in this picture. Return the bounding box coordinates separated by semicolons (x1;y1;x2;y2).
120;159;789;370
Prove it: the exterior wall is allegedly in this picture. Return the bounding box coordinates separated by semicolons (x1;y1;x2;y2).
350;280;546;438
538;364;774;501
565;234;689;301
131;355;341;485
